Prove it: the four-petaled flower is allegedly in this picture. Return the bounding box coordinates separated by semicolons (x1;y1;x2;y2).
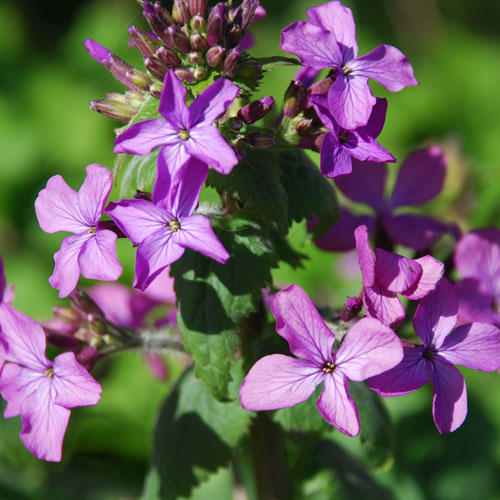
239;284;403;436
0;303;102;461
354;225;444;327
114;69;240;189
369;278;500;433
281;0;418;129
35;164;122;298
106;159;229;290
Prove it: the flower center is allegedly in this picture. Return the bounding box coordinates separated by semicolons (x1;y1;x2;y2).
322;361;336;373
338;131;349;144
343;66;353;76
178;129;190;141
44;367;54;378
423;347;436;360
88;226;96;234
168;219;181;232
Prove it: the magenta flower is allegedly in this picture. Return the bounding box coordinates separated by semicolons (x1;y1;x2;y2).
35;164;122;298
106;159;229;291
454;228;500;325
281;0;418;129
313;146;449;251
369;278;500;433
355;225;444;327
0;304;101;461
311;94;395;178
239;284;403;436
114;69;240;187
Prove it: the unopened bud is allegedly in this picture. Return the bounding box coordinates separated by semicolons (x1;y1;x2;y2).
157;46;181;67
125;68;152;89
190;15;206;32
70;289;104;318
188;51;203;64
248;132;275;149
206;45;225;67
149;82;163;97
53;306;81;325
172;0;190;24
240;0;259;33
128;26;156;59
223;46;241;76
143;1;168;36
227;24;242;47
341;296;363;322
238;96;275;124
90;100;136;122
188;0;206;17
76;347;100;371
175;67;196;84
134;190;153;201
207;3;226;47
44;327;82;351
154;1;173;25
145;56;167;80
228;117;243;131
283;80;304;117
295;117;312;135
299;133;326;153
308;74;335;96
167;25;191;53
193;66;206;80
190;32;208;52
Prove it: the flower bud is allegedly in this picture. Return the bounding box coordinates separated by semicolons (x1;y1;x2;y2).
149;82;163;97
207;3;226;47
143;1;168;36
154;1;173;25
223;46;241;77
187;51;203;64
125;68;152;89
308;73;335;97
188;0;206;17
175;67;196;84
172;0;190;25
190;15;206;32
299;133;326;153
44;327;82;352
341;296;363;322
190;32;207;52
238;96;275;124
193;67;206;80
283;80;304;117
240;0;259;33
248;132;276;149
167;25;191;53
90;100;136;122
134;190;153;201
156;46;182;67
228;117;243;131
53;306;82;325
76;347;100;372
70;289;104;318
295;117;312;135
206;45;225;67
128;26;155;59
227;24;242;47
145;56;167;80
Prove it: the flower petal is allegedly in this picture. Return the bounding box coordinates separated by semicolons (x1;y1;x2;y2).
354;225;375;287
335;317;403;380
270;284;335;366
327;74;376;130
439;322;500;371
455;278;499;325
431;359;467;434
348;132;395;164
382;213;448;251
403;255;444;300
52;351;102;408
316;372;360;437
77;164;112;226
134;230;185;290
49;234;91;298
114;119;178;156
369;345;430;396
374;248;422;293
280;21;343;69
158;69;189;127
307;1;358;60
362;283;405;327
174;215;229;264
239;354;322;410
189;77;240;127
35;175;87;234
78;230;122;282
334;159;387;212
389;146;446;208
351;44;418;92
413;278;458;349
320;133;352;177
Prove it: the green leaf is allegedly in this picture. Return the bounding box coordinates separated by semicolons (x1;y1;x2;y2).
268;225;307;268
171;212;278;400
278;149;339;237
349;381;395;470
273;385;332;434
207;148;289;234
152;369;253;499
252;56;301;70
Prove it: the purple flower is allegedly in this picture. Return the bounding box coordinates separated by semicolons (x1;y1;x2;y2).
106;159;229;291
311;94;395;178
0;256;14;305
0;304;101;461
239;284;403;436
454;228;500;325
281;0;418;129
35;164;122;298
369;278;500;433
313;146;449;251
355;225;444;327
114;69;240;187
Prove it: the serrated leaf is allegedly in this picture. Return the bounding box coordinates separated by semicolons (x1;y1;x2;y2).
171;212;278;400
152;369;253;500
278;149;339;237
207;149;289;234
273;386;332;434
349;381;394;469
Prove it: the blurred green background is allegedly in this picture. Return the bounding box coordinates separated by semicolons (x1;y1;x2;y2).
1;0;500;498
